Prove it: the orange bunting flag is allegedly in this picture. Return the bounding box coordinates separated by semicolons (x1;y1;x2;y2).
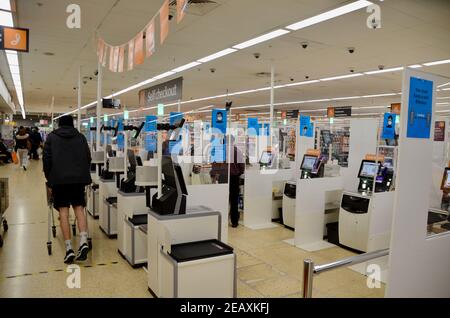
134;31;145;65
160;0;169;45
145;20;156;58
128;39;135;71
177;0;188;24
118;45;125;72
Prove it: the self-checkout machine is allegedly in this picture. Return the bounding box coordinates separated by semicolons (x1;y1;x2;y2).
147;110;236;298
291;115;345;250
115;118;148;263
98;119;125;238
87;124;104;219
243;119;294;229
338;111;398;253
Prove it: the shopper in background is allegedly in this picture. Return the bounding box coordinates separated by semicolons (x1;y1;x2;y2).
228;136;245;227
43;115;92;264
0;134;12;164
15;126;30;171
210;135;245;227
29;127;43;160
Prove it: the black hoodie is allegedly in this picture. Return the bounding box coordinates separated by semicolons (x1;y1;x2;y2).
43;126;92;186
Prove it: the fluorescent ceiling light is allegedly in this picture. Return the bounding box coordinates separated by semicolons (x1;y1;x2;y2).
437;96;450;100
437;102;450;105
332;96;361;101
442;88;450;91
170;61;201;73
9;65;20;75
233;29;290;50
197;48;237;63
0;0;11;11
438;82;450;89
0;10;13;26
153;71;176;81
286;0;372;31
6;52;19;66
362;93;397;98
423;59;450;66
365;67;404;75
320;73;363;81
284;80;320;87
408;64;422;69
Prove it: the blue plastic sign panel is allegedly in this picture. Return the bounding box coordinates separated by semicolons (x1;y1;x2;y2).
169;112;184;155
211;109;227;163
247;118;259;136
144;115;157;132
381;113;396;139
300;115;313;137
407;76;434;139
117;118;124;149
145;133;157;152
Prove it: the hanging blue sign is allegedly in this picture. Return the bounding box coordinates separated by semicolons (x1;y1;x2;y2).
407;76;433;139
300;115;314;137
247;118;259;136
117;118;124;149
211;109;227;163
381;113;396;139
169;112;183;155
145;115;157;132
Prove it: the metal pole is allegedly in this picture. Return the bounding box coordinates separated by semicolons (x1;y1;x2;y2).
270;64;275;148
96;61;102;151
77;65;82;131
302;259;314;298
157;129;162;198
50;96;55;128
177;99;181;113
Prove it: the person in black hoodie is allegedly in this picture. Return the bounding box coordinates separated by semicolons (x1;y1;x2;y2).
43;115;92;264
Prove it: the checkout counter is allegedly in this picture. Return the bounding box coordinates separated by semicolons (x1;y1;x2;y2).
147;153;235;298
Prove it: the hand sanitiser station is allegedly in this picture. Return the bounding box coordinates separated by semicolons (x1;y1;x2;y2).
147;118;236;298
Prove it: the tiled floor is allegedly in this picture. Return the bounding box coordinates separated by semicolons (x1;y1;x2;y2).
0;160;385;298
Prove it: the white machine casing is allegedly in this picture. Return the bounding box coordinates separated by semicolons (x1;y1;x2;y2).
339;191;395;252
98;178;118;236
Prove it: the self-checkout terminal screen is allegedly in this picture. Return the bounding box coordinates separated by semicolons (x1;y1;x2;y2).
359;161;379;178
260;151;273;165
301;155;317;171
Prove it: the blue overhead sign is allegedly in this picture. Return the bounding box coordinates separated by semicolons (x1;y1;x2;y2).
407;76;433;139
247;118;259;136
300;115;314;137
381;113;396;139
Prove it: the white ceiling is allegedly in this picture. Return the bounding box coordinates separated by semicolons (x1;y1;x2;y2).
1;0;450;119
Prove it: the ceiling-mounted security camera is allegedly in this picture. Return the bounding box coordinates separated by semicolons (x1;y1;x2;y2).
349;68;355;73
94;70;99;76
253;53;261;59
305;75;310;79
210;68;216;73
378;65;385;70
301;42;308;49
290;78;295;82
226;101;233;111
348;47;355;54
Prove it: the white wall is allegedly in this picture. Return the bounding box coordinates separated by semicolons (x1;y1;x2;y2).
387;69;450;298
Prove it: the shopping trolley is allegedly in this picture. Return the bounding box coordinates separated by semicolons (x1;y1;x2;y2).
46;185;92;255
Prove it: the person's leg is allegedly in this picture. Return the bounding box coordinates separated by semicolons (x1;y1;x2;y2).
229;176;240;226
59;207;72;242
72;185;90;261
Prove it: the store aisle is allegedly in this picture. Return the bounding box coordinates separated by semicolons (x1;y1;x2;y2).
0;161;385;298
0;160;150;297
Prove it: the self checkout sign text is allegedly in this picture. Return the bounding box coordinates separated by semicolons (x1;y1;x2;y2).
0;25;29;52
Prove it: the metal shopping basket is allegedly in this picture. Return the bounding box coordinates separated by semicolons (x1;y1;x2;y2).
46;184;92;255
